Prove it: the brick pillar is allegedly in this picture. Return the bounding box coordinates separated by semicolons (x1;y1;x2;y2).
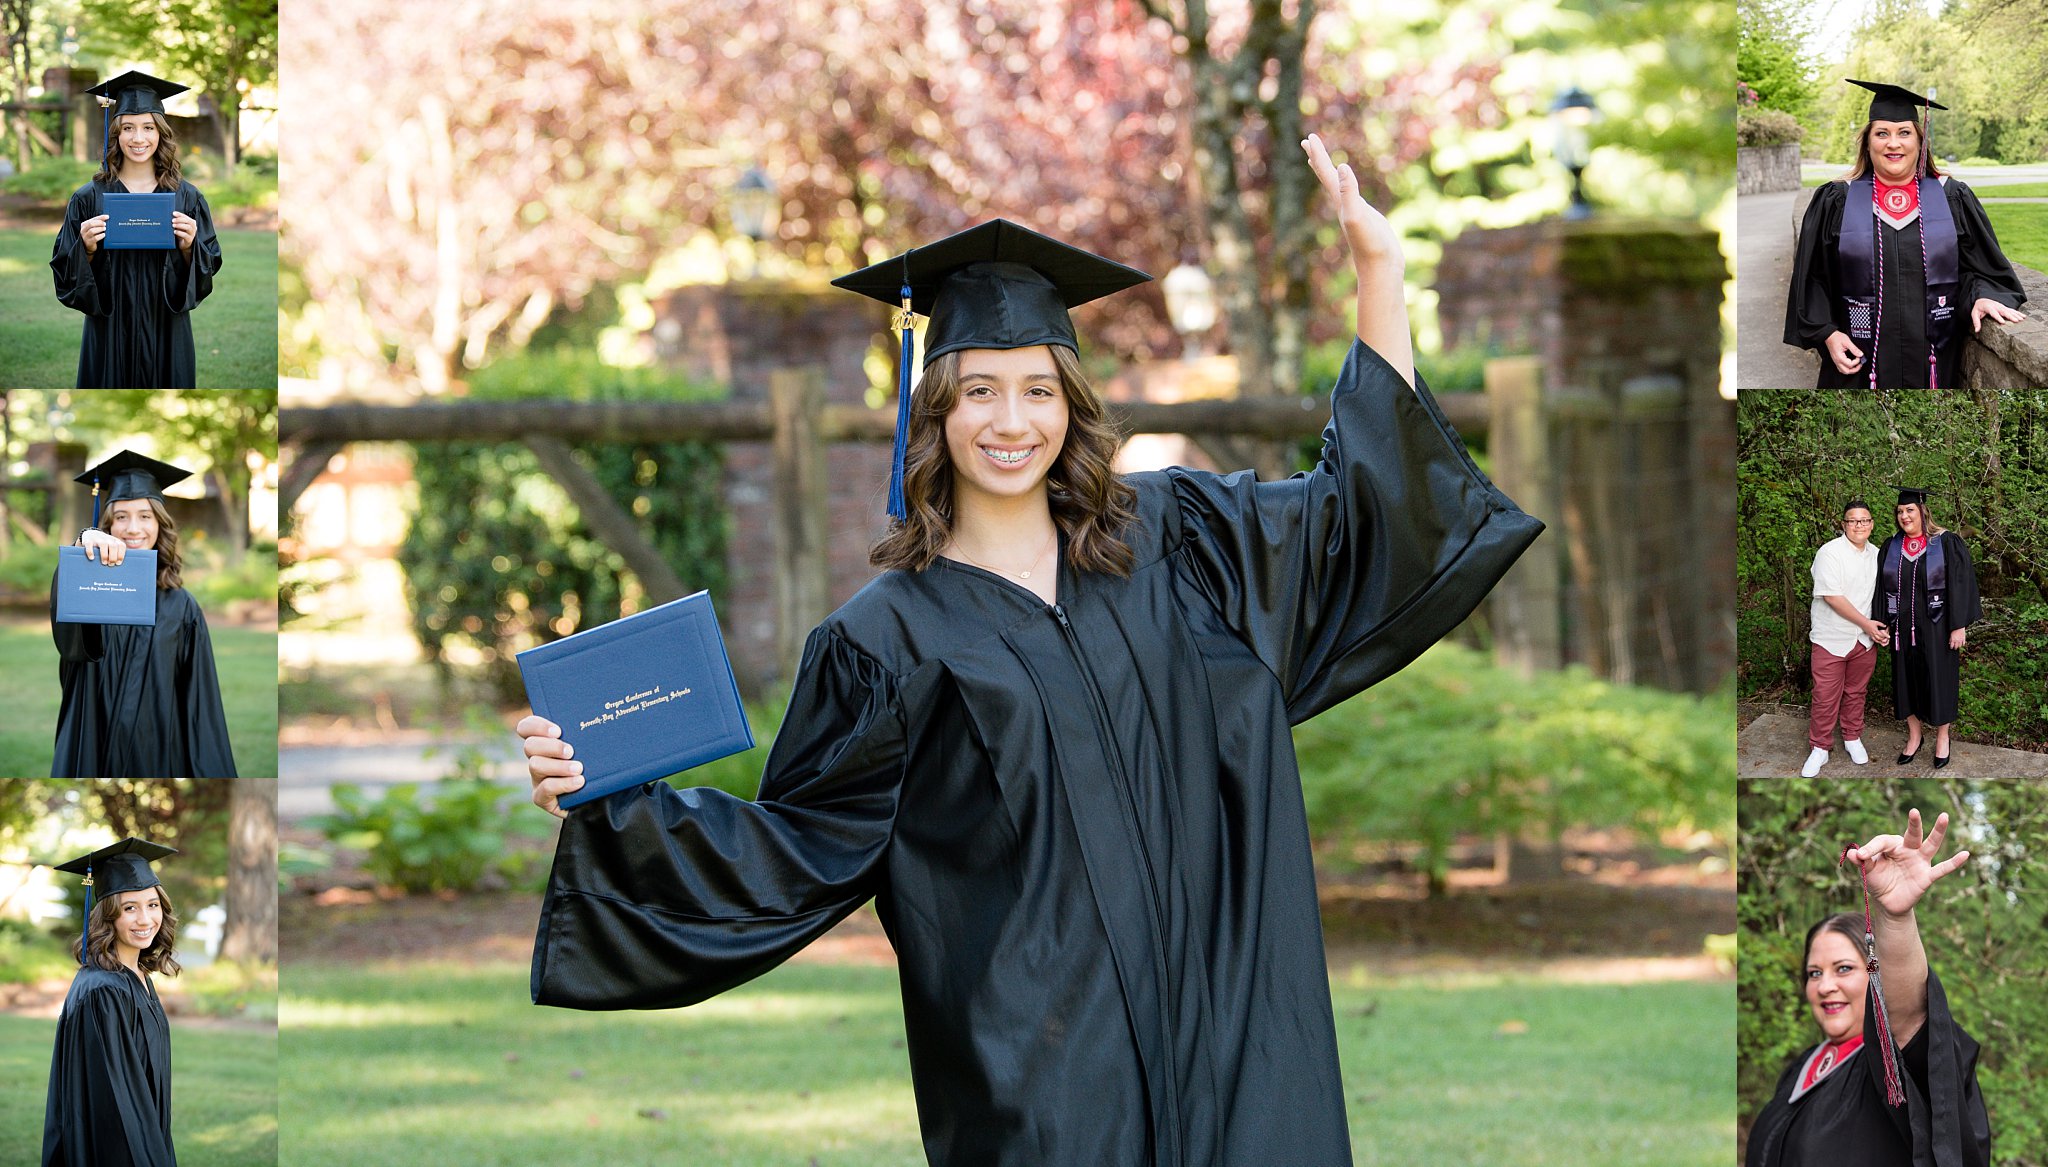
1439;218;1732;695
657;282;894;698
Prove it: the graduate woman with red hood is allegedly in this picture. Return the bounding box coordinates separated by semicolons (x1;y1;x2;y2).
517;133;1543;1164
1784;79;2027;389
1745;810;1988;1167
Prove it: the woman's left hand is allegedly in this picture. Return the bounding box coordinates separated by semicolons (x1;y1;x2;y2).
1949;627;1966;650
171;211;196;253
1847;808;1970;918
1971;297;2026;333
1301;133;1401;267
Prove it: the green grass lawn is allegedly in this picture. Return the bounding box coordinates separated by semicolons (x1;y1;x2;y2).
279;960;1731;1167
0;228;277;389
0;1012;277;1166
1972;182;2048;199
0;618;278;779
1984;203;2048;274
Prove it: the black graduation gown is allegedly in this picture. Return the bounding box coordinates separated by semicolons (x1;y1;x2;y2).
1871;532;1979;727
1784;179;2026;389
1746;968;1990;1167
530;340;1544;1166
49;178;221;389
42;965;177;1167
51;581;237;778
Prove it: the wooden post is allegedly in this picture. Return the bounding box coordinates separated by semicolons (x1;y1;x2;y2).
523;434;688;604
1483;357;1560;675
770;367;830;687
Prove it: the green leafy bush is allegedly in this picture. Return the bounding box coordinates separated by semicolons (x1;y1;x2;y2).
188;544;283;609
1737;108;1802;148
312;778;548;895
1292;642;1734;893
0;158;98;202
0;543;61;595
397;349;728;702
0;916;75;983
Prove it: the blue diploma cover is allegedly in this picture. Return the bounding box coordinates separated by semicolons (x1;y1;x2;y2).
516;591;754;810
101;193;175;250
54;547;159;625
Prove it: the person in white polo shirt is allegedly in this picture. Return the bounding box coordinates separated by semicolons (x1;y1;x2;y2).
1805;499;1889;776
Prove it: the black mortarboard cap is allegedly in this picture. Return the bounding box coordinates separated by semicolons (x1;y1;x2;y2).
87;70;190;119
74;450;191;525
832;220;1151;518
1891;485;1938;506
1846;79;1947;124
87;70;189;160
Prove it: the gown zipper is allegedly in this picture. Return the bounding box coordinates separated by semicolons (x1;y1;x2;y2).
1049;601;1184;1159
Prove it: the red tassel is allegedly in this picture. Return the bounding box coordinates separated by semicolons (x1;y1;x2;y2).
1841;845;1907;1106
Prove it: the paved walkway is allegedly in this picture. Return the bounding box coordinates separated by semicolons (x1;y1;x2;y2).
1738;713;2048;778
1736;189;1819;390
280;740;529;820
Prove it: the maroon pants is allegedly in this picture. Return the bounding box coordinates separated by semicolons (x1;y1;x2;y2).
1810;641;1877;750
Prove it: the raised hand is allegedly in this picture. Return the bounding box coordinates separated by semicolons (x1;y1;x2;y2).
1846;808;1970;918
519;713;584;818
1301;133;1400;265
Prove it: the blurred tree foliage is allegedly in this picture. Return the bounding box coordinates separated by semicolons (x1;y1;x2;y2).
1802;0;2048;167
395;350;728;702
280;0;1732;390
1737;0;1816;118
1737;778;2048;1163
1737;391;2048;751
1291;642;1734;895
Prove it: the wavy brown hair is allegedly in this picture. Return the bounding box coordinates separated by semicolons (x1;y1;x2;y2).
95;111;184;191
73;885;182;977
870;346;1137;576
1843;119;1943;183
100;496;183;590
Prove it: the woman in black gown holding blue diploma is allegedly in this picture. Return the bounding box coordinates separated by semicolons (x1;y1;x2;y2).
518;133;1543;1165
49;70;221;389
53;450;236;778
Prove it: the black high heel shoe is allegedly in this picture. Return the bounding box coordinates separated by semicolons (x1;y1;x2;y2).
1897;743;1921;765
1934;749;1951;769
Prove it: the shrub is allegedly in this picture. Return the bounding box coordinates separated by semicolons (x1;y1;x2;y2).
312;777;548;895
0;158;98;202
1737;108;1803;148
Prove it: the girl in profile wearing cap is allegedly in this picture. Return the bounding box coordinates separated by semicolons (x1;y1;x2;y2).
42;838;183;1167
1785;79;2026;389
54;450;237;778
519;134;1541;1164
49;70;222;389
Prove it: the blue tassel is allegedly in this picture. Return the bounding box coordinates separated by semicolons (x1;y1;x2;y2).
80;863;92;965
887;281;914;521
92;474;101;527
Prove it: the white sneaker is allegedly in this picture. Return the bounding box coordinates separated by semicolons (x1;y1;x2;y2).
1844;739;1869;765
1801;747;1829;777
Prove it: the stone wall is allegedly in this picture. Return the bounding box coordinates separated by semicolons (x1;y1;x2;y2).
1438;217;1734;695
1789;188;2048;389
658;282;893;697
1738;144;1801;195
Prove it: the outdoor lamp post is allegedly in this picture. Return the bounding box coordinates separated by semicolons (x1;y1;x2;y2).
1162;261;1217;360
730;166;778;242
1549;85;1599;220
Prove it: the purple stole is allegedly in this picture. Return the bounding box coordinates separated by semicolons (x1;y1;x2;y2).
1839;177;1960;387
1879;534;1948;647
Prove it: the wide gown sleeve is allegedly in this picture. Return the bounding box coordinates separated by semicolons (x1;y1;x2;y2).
62;982;176;1167
1164;338;1544;724
1945;534;1981;629
1952;183;2026;313
1785;182;1847;351
531;626;906;1010
49;572;104;664
50;186;112;318
165;186;220;312
1861;966;1991;1167
176;601;237;778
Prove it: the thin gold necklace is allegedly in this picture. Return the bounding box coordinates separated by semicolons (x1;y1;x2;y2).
953;527;1058;580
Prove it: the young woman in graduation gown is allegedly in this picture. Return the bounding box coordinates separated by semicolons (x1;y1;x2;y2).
1745;810;1989;1167
49;71;222;389
1872;490;1978;769
52;452;237;778
1784;81;2026;389
43;839;183;1167
519;134;1543;1166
